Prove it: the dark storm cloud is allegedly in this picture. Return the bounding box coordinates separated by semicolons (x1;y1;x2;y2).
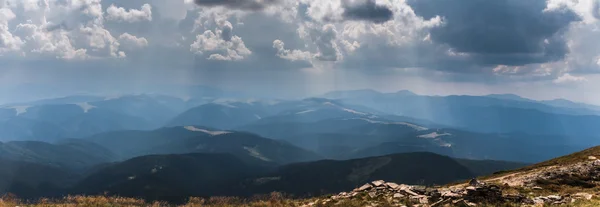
342;0;394;23
407;0;581;66
193;0;280;11
593;1;600;20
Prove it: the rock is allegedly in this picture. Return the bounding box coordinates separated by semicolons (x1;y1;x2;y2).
368;192;377;198
402;189;419;196
464;185;503;203
465;186;476;191
425;188;441;198
372;180;385;187
385;182;399;189
546;195;562;200
533;197;545;205
504;194;528;203
574;192;593;200
452;199;464;204
430;198;450;207
532;186;543;190
412;185;427;194
410;195;429;204
419;197;429;204
588;156;597;160
465;202;477;206
441;191;461;198
398;184;411;190
393;193;405;198
469;178;482;187
356;183;373;192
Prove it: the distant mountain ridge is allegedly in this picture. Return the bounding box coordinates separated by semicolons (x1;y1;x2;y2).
322;89;600;138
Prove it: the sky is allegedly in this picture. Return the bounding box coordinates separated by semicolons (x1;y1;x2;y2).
0;0;599;104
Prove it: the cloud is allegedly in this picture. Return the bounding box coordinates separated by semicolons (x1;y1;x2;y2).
0;7;24;53
407;0;580;66
106;3;153;23
2;0;600;101
192;0;280;11
190;20;251;61
273;39;312;61
312;24;341;61
118;33;149;49
553;73;587;84
342;0;394;23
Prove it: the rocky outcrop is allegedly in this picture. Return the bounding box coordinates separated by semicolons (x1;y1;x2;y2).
302;179;596;207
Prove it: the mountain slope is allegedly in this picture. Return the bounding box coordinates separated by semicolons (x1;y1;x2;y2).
167;103;269;129
0;140;117;170
72;153;255;202
85;126;322;165
0;104;155;141
90;94;189;128
0;158;76;199
244;152;526;196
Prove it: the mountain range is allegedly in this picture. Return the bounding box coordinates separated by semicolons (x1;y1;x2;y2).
1;88;600;204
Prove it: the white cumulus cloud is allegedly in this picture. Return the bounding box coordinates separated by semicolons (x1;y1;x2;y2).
106;4;152;23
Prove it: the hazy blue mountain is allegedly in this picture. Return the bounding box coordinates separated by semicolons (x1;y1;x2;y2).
241;116;592;163
487;94;600;114
321;89;383;100
0;103;156;141
0;140;117;170
0;117;65;142
85;126;322;165
249;98;383;126
485;94;534;102
166;98;381;130
323;90;600;137
2;95;105;107
239;118;429;157
541;98;600;112
167;102;271;129
90;94;188;128
326;90;600;116
342;126;593;163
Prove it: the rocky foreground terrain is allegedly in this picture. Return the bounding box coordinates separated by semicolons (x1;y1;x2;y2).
301;156;600;207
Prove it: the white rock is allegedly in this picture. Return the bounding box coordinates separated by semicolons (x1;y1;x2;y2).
372;180;385;187
393;193;405;198
356;183;373;191
588;156;597;160
403;189;419;196
386;182;399;189
574;193;593;200
546;195;562;200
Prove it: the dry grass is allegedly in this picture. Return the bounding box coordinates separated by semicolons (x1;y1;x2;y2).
484;146;600;180
0;192;312;207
